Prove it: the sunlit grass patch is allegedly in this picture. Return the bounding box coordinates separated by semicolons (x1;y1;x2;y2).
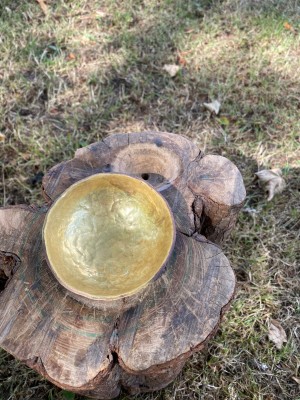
0;0;299;399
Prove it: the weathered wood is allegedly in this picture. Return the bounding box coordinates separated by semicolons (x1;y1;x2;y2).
0;209;234;396
43;132;245;242
0;132;245;398
188;154;246;243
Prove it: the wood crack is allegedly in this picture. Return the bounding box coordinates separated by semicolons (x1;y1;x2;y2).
0;132;245;398
109;316;120;365
0;251;21;293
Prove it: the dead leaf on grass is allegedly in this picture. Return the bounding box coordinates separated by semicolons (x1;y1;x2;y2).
36;0;48;16
268;319;287;349
284;22;293;31
0;133;6;142
67;53;76;61
95;10;107;18
218;116;230;126
292;376;300;385
255;169;286;201
163;64;181;77
177;55;187;66
203;100;221;115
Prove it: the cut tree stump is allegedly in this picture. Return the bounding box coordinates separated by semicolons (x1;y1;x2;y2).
0;132;246;398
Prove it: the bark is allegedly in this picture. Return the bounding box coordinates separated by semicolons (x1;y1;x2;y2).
43;132;245;242
0;132;245;398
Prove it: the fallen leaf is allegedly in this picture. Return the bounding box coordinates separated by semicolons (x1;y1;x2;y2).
255;169;286;201
203;100;221;115
177;54;187;66
95;10;107;18
283;22;293;31
36;0;48;16
218;116;230;126
163;64;181;77
268;319;287;349
0;133;6;142
67;53;76;61
177;49;193;66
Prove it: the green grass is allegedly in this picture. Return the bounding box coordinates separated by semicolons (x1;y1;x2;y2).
0;0;299;399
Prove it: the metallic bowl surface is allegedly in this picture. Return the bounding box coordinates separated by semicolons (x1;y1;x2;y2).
43;173;175;300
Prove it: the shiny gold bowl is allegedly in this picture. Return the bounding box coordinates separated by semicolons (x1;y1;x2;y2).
43;173;175;300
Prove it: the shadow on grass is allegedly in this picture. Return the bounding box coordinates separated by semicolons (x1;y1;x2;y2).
0;1;299;399
1;0;299;149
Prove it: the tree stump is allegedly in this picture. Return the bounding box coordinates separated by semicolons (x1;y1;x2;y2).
0;132;246;398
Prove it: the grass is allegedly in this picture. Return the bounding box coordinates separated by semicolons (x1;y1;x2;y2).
0;0;299;399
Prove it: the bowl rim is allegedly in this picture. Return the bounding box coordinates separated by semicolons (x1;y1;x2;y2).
43;172;176;301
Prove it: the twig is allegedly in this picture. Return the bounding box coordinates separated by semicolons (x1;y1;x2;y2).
36;0;48;16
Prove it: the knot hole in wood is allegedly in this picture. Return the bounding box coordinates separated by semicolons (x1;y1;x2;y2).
112;143;182;192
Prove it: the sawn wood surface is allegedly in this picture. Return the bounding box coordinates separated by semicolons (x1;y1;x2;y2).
0;132;245;398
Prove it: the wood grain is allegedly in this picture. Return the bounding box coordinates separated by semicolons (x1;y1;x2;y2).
43;131;245;241
0;132;245;397
0;207;234;396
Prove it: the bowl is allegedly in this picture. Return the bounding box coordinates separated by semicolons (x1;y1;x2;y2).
43;173;175;300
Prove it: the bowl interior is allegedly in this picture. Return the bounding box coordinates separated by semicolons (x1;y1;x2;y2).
43;174;175;299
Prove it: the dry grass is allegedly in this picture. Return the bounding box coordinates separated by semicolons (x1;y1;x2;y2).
0;0;299;399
